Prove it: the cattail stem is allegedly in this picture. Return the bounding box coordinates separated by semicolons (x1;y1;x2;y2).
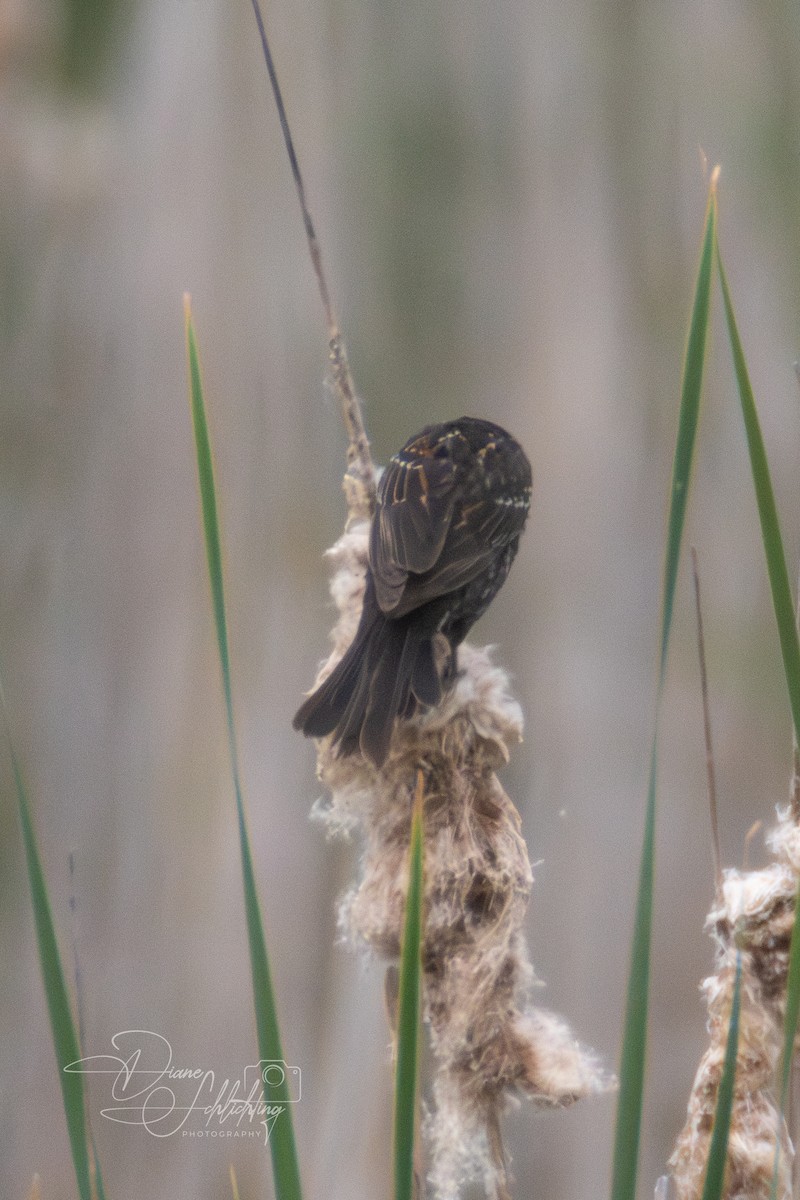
248;0;377;519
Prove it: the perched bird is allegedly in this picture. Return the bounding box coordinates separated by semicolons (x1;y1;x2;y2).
293;416;532;767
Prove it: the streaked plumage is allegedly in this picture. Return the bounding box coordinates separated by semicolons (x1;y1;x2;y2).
293;417;532;766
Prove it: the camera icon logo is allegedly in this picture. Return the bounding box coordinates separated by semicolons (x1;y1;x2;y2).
243;1060;301;1103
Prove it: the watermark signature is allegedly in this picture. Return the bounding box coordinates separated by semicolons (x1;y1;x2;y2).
65;1030;300;1147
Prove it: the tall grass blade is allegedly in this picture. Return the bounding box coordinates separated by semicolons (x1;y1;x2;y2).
610;182;716;1200
715;250;800;1116
394;775;425;1200
611;746;657;1200
184;297;302;1200
2;680;105;1200
700;954;742;1200
715;255;800;760
779;901;800;1111
659;182;717;681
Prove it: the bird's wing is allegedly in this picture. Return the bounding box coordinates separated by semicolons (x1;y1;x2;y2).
371;453;522;616
370;452;457;612
386;502;521;617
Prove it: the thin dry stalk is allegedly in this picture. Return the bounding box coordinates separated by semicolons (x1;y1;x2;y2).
248;0;376;521
792;564;800;822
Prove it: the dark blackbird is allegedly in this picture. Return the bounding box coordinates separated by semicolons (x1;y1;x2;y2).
293;416;532;767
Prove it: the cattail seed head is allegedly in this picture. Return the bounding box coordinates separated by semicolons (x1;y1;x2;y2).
304;521;611;1197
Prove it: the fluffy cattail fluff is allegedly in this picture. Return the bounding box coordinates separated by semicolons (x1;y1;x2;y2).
667;806;800;1199
304;517;610;1198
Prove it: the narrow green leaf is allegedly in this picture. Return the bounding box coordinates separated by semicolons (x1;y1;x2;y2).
779;883;800;1109
701;954;742;1200
610;183;716;1200
394;775;425;1200
715;246;800;1133
610;745;656;1200
659;184;717;682
715;254;800;759
2;681;103;1200
184;297;302;1200
771;899;796;1200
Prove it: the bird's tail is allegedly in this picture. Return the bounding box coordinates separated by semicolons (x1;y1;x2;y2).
293;578;443;767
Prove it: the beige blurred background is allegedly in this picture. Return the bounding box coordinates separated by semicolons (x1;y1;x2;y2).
3;0;800;1196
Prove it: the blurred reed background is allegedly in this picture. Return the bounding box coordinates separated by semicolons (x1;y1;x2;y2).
3;0;800;1196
